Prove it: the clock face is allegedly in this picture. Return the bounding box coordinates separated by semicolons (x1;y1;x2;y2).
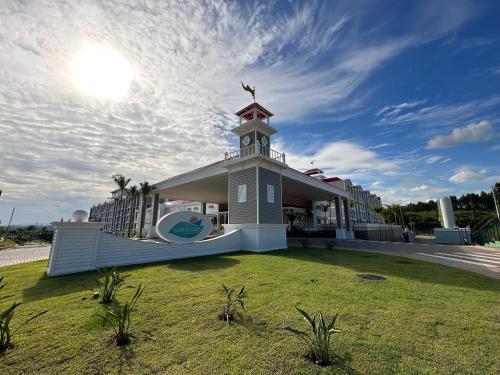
261;136;269;146
242;135;251;146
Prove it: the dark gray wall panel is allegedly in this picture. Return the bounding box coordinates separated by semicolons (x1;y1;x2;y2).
229;167;257;223
258;167;282;224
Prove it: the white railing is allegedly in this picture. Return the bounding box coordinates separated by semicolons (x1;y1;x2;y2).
225;143;286;164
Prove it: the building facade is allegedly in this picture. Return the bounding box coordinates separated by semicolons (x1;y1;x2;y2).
299;169;383;228
89;100;388;243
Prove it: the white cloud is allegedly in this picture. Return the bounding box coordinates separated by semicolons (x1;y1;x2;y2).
410;185;429;192
370;143;392;149
427;120;494;149
283;141;399;179
376;100;427;117
491;144;500;151
377;97;500;128
0;0;482;223
449;166;486;183
425;155;445;164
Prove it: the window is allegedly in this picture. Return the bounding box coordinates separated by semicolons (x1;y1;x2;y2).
267;184;275;203
193;207;199;210
238;184;247;203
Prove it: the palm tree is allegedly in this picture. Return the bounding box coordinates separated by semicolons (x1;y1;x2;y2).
304;208;313;234
127;185;139;237
346;198;359;231
286;210;297;236
112;174;131;235
138;181;153;238
371;206;385;222
318;203;330;226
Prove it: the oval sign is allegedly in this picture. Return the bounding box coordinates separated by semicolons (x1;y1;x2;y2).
156;211;214;243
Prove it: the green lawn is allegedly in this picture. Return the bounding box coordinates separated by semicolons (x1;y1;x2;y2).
0;238;17;249
1;247;499;374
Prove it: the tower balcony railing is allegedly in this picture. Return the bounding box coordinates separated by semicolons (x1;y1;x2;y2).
225;143;286;164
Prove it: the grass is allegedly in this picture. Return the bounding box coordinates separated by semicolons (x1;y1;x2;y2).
0;247;499;374
0;239;17;250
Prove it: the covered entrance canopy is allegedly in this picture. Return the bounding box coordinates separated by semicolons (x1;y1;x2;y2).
152;162;348;206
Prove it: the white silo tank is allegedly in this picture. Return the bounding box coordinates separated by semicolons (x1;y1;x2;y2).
438;197;456;229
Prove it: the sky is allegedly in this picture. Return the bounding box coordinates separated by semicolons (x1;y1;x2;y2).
0;0;499;225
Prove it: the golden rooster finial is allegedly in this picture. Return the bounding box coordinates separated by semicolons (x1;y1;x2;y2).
241;81;256;102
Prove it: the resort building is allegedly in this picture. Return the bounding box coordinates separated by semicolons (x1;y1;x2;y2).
89;100;387;245
88;189;141;235
281;168;383;231
313;173;383;225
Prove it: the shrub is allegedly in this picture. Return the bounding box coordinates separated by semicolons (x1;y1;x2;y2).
101;284;144;346
324;240;336;250
300;239;310;249
95;267;125;304
0;276;48;352
219;284;245;324
283;307;341;366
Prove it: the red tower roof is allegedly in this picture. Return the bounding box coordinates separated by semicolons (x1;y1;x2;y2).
235;102;273;121
304;168;324;175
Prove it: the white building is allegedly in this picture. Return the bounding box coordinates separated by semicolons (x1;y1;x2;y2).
299;168;383;228
90;100;388;244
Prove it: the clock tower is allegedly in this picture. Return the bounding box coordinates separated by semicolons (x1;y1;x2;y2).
232;102;276;156
223;101;288;252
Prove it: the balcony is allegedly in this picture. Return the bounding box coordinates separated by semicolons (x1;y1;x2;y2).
225;143;286;164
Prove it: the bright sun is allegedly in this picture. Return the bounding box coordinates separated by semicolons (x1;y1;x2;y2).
73;47;133;101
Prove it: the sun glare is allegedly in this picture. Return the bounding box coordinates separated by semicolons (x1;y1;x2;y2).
73;47;133;101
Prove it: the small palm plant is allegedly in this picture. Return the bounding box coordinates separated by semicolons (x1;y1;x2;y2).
0;276;48;352
95;267;125;304
283;307;341;366
324;240;336;250
101;284;144;346
219;284;245;324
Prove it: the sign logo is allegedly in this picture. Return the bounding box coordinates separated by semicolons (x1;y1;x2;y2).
156;211;214;243
169;216;204;238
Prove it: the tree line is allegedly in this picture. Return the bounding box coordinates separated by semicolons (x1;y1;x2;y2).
374;182;499;233
402;183;499;213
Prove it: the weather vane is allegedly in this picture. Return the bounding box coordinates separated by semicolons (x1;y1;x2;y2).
241;81;256;102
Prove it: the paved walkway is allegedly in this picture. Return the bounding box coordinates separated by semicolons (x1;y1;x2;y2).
289;238;500;279
0;245;51;267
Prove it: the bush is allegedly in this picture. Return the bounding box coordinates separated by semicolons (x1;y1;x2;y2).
95;267;125;304
300;239;310;249
0;276;48;352
324;240;336;250
219;284;245;324
283;307;341;366
101;284;144;346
